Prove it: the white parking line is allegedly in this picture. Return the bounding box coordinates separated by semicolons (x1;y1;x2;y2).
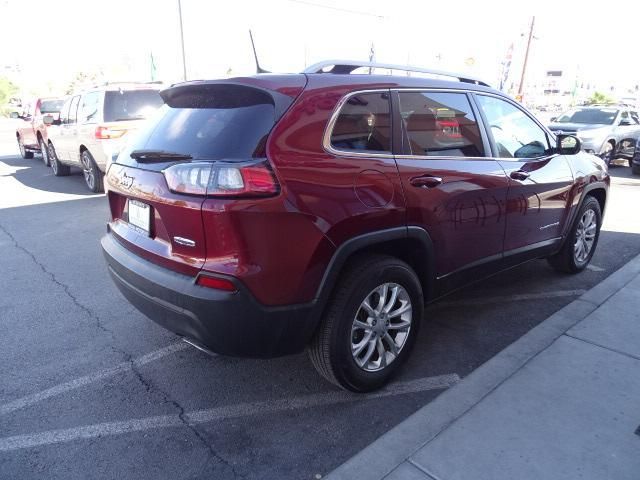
0;342;189;417
0;374;459;452
433;289;586;309
586;264;605;272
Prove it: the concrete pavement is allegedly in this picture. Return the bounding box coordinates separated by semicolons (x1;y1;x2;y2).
328;253;640;480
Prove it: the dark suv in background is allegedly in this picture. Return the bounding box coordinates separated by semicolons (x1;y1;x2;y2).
102;62;609;392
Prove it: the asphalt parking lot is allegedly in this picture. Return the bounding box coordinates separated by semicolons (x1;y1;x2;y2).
1;119;639;480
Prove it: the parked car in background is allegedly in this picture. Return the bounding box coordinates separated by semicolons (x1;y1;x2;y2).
101;61;609;392
46;83;164;192
632;138;640;175
548;105;640;167
11;97;65;165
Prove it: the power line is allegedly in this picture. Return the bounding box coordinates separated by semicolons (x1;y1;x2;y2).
286;0;384;19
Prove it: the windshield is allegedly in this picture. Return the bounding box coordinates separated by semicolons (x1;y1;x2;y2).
40;99;65;113
103;90;163;122
555;108;618;125
120;85;277;162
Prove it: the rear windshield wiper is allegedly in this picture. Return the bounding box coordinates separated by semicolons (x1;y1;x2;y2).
130;149;193;162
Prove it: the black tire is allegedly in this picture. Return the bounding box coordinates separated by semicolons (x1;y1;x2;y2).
632;163;640;176
80;150;104;193
38;137;49;166
48;142;70;176
308;254;423;392
547;196;602;274
17;135;34;159
599;141;614;167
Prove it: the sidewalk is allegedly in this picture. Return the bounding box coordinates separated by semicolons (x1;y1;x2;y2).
327;254;640;480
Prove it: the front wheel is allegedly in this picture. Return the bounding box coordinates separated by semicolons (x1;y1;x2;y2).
39;137;49;166
48;142;70;177
632;163;640;176
547;196;602;273
308;255;423;392
599;141;614;167
80;150;104;193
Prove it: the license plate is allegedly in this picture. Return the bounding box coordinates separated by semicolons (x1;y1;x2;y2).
128;200;150;234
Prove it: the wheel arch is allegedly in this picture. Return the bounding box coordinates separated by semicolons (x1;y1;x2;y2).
313;227;436;314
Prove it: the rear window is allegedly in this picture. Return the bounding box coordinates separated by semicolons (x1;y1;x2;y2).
122;85;277;160
104;90;163;122
40;99;64;113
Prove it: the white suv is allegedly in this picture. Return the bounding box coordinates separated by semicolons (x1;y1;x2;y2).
46;83;163;192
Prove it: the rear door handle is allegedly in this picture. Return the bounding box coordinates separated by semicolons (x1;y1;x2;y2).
510;170;530;181
410;175;442;188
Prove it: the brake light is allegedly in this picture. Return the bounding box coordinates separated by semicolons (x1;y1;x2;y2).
196;275;237;292
163;160;279;197
95;126;127;139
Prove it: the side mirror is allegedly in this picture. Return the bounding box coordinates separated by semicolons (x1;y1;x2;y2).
557;135;581;155
43;115;54;125
550;116;557;122
9;112;19;119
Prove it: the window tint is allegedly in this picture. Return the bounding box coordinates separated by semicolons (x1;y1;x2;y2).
103;90;163;122
330;92;391;153
80;92;100;122
476;95;551;159
64;96;80;125
40;99;65;113
120;85;278;161
399;92;483;157
59;98;72;124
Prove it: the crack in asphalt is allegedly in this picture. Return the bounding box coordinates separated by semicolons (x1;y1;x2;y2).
0;222;241;477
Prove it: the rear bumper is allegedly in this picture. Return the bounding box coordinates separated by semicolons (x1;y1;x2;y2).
101;233;318;358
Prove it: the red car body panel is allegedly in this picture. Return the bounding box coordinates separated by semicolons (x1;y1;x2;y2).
15;97;62;150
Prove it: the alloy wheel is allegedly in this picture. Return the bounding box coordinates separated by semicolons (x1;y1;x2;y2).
81;153;95;190
40;140;49;166
18;138;25;158
574;208;597;263
351;283;412;372
49;144;58;174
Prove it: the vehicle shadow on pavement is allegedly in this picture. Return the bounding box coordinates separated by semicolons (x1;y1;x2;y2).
0;154;101;197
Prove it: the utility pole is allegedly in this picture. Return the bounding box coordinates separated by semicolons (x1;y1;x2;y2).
518;16;535;98
177;0;187;81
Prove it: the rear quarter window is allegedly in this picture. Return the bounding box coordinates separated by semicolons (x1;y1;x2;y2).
329;92;391;153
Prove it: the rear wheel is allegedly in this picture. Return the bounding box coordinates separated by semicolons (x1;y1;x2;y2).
39;137;49;166
547;196;602;273
48;142;70;176
308;255;423;392
80;150;104;193
17;136;34;159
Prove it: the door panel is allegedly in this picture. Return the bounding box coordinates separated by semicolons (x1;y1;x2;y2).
474;94;574;252
394;91;509;277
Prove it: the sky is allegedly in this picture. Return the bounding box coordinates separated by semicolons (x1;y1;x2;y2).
1;0;639;97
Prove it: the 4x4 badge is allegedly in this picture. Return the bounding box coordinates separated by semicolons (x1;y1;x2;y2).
120;173;134;189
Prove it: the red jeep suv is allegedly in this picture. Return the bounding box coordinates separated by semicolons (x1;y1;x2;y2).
102;61;609;392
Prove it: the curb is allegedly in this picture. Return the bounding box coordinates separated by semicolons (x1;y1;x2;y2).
326;253;640;480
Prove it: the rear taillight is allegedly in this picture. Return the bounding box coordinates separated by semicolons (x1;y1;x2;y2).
163;160;279;197
95;126;127;139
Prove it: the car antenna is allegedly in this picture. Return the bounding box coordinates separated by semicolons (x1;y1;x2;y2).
249;29;269;74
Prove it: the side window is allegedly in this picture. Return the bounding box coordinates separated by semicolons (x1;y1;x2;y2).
398;91;484;157
59;98;72;124
66;96;81;125
476;95;551;159
330;92;391;153
630;111;640;124
80;92;100;122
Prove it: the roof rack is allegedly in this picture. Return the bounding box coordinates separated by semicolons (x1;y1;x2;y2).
302;60;490;87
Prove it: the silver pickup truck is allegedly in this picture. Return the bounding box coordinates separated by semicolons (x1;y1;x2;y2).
548;105;640;166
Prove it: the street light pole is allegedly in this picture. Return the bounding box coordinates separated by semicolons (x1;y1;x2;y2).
177;0;187;81
518;16;535;98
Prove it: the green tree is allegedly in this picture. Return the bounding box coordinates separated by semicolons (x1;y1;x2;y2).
0;76;18;105
65;71;103;95
586;91;614;105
